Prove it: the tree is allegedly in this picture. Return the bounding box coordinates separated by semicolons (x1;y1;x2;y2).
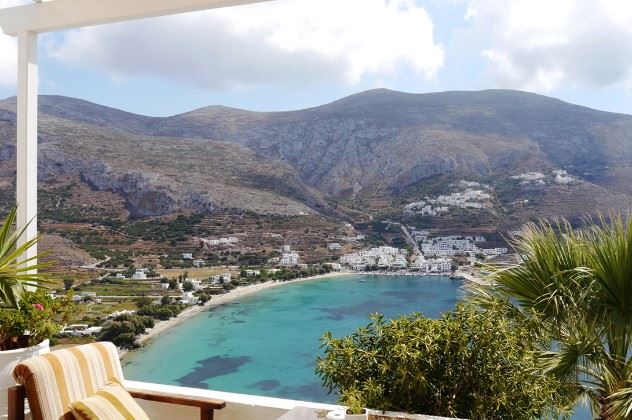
134;296;153;307
316;304;566;419
160;295;172;305
63;276;75;291
98;314;154;349
470;215;632;419
182;280;194;292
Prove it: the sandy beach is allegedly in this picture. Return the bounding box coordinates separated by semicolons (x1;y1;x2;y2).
123;271;356;355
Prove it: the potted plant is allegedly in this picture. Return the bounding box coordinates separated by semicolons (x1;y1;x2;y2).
0;290;74;415
343;389;368;420
0;207;63;416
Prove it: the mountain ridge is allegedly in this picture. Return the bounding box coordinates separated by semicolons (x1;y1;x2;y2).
0;89;631;223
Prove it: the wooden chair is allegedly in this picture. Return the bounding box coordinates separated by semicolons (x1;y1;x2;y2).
7;342;225;420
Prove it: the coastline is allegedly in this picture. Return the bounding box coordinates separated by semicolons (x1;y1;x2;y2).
453;269;489;285
121;271;356;358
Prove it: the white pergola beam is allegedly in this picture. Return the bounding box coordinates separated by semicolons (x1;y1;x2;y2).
0;0;272;36
16;30;38;268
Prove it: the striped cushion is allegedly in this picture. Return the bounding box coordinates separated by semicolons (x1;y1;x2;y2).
70;380;149;420
13;342;125;420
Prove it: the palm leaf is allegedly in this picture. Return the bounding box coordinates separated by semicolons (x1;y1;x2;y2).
0;207;53;308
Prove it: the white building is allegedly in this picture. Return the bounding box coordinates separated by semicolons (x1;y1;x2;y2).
327;243;342;251
481;247;508;256
340;246;408;271
132;269;147;280
186;278;203;291
244;269;261;277
182;253;194;260
210;272;231;285
193;259;205;268
411;256;430;271
280;252;299;266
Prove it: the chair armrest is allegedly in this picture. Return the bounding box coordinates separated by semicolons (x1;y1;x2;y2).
8;385;26;420
127;388;226;410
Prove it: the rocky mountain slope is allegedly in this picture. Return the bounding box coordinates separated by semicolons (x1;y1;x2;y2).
0;89;631;223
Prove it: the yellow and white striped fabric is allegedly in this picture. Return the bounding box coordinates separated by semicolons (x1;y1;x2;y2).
13;342;125;420
70;380;149;420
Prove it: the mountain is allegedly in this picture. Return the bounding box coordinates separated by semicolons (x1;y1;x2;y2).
0;99;332;218
0;89;631;225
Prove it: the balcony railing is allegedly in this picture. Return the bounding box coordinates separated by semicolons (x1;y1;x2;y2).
125;380;456;420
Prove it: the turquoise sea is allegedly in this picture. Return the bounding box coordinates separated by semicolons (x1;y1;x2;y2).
121;274;591;418
122;275;462;402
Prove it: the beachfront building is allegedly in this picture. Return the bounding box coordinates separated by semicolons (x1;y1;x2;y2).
340;246;409;271
410;256;430;271
210;272;232;286
280;252;300;266
410;255;452;274
430;258;453;273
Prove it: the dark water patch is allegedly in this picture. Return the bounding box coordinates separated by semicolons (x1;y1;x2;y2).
276;381;329;402
313;299;390;320
250;379;281;391
232;320;245;324
176;355;251;388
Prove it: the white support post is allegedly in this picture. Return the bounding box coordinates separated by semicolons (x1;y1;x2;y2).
16;30;38;270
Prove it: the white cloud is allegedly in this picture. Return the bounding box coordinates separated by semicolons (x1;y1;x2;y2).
49;0;444;90
0;0;30;87
465;0;632;92
0;33;16;87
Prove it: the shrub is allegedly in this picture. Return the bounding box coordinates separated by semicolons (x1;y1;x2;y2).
136;304;183;321
98;314;154;349
316;304;566;419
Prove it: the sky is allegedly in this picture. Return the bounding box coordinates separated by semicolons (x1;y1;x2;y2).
1;0;632;116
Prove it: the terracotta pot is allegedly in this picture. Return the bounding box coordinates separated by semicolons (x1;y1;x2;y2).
0;339;49;417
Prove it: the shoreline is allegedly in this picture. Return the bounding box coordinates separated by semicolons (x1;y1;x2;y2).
121;271;356;358
120;270;474;358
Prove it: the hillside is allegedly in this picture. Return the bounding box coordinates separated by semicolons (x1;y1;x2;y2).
0;100;330;218
0;89;631;227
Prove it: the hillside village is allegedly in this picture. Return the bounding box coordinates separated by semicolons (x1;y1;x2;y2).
510;169;579;186
404;181;494;217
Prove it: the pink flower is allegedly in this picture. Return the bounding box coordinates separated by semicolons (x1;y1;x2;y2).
32;303;44;311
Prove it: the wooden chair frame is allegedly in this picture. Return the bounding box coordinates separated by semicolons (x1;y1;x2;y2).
8;384;226;420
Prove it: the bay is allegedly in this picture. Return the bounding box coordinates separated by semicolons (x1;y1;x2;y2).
123;274;462;402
